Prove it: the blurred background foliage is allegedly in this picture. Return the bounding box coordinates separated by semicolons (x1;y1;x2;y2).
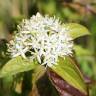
0;0;96;96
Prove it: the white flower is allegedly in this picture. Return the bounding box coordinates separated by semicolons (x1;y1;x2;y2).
8;12;73;67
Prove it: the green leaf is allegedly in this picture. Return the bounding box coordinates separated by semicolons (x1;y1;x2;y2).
63;23;90;39
51;57;87;95
32;65;46;84
0;56;38;78
74;45;93;56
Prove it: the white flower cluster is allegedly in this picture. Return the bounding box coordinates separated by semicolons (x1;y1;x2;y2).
8;13;73;67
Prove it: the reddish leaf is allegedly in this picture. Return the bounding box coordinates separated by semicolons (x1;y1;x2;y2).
47;69;88;96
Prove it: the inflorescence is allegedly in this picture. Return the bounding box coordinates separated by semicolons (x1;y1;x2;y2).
8;13;73;67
